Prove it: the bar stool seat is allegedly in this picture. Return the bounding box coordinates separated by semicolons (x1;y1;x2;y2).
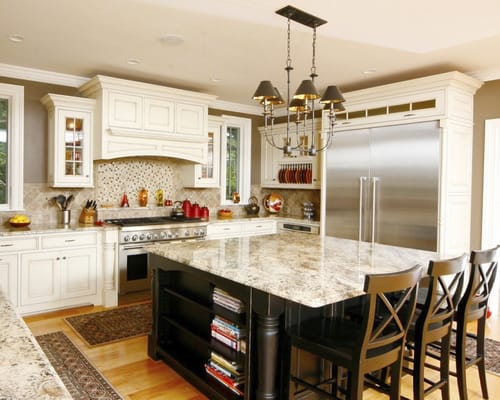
283;265;422;400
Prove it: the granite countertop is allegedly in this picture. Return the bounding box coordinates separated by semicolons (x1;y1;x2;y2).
0;292;72;399
147;233;436;308
0;222;116;237
209;214;320;226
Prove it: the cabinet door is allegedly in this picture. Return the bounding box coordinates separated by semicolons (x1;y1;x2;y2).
176;102;205;137
0;254;18;306
108;91;142;129
182;118;221;187
261;132;284;186
20;251;60;306
55;109;93;187
61;247;97;299
144;97;175;133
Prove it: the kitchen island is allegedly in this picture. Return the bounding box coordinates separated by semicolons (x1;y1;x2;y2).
147;233;436;399
0;290;72;399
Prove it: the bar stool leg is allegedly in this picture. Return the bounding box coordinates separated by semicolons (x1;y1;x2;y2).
456;323;469;400
477;318;489;399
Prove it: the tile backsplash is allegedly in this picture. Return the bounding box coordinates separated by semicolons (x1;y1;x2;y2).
5;157;320;224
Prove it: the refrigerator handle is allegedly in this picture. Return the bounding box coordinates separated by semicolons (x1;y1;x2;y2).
359;176;367;242
371;177;380;245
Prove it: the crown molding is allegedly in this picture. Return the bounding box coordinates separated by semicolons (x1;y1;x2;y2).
210;99;263;116
468;68;500;82
0;63;88;87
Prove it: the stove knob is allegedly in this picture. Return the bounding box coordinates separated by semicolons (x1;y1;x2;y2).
173;232;179;238
153;233;159;240
199;229;205;236
167;232;173;238
193;230;199;236
123;235;130;242
131;235;138;242
139;233;146;241
160;231;167;239
185;230;191;237
146;233;153;241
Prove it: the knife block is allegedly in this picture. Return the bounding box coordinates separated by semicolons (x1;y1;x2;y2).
79;208;96;225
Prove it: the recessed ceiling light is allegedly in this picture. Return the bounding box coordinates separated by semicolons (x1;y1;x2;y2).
8;34;24;43
160;34;185;46
127;59;140;65
210;77;222;83
363;69;377;75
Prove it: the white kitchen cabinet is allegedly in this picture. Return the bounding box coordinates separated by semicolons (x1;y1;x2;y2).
260;122;321;189
181;116;222;188
18;231;100;315
207;219;277;239
79;75;217;163
0;254;18;306
0;236;38;307
41;94;96;188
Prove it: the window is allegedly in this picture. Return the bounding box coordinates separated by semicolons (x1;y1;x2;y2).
0;83;24;211
220;115;251;205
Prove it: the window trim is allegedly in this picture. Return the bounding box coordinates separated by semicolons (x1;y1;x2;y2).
0;83;24;211
220;115;251;206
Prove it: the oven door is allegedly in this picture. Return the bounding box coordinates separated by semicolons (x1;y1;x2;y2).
119;243;152;295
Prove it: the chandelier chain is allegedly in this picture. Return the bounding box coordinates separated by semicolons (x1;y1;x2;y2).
311;27;317;78
286;18;292;69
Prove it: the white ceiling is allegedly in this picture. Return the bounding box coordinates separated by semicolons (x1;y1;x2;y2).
2;0;500;111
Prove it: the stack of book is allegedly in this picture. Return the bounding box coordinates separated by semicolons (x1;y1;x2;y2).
205;350;245;396
212;287;245;314
210;315;246;352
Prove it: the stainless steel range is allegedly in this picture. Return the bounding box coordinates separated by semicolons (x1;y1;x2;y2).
105;216;207;295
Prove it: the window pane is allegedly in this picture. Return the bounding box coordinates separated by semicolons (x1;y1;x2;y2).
0;98;7;204
226;126;241;201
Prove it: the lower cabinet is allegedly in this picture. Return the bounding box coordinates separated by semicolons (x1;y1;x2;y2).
207;220;277;240
0;254;18;306
20;248;97;308
16;231;101;315
149;257;251;399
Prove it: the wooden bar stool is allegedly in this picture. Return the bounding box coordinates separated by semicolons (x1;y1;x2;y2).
452;245;499;400
283;265;422;400
403;253;467;400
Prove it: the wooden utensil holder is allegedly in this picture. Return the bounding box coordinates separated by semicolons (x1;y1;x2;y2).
79;208;96;225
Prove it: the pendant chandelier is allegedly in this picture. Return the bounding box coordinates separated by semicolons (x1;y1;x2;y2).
252;5;346;156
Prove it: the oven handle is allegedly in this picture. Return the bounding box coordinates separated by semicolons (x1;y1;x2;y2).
120;244;148;251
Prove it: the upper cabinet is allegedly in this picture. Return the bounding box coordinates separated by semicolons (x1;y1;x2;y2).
180;116;222;188
260;121;321;189
41;94;96;188
79;75;217;163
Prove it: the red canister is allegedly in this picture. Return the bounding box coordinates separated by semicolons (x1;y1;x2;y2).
201;206;209;220
191;203;201;218
182;199;192;218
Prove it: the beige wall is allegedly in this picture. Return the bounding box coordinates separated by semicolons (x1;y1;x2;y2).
471;79;500;249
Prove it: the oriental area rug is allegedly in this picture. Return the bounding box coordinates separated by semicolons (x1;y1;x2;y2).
459;334;500;376
36;331;123;400
64;303;152;347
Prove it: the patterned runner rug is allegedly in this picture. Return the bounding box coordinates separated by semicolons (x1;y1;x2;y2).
36;331;123;400
64;303;151;347
461;334;500;376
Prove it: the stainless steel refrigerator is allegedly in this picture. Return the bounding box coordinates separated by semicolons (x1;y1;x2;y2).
324;120;440;251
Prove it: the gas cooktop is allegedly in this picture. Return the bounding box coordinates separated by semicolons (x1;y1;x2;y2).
104;216;202;227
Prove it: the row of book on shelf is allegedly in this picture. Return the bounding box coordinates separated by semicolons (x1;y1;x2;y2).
206;288;246;396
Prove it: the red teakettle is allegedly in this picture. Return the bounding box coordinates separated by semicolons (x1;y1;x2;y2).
182;199;192;218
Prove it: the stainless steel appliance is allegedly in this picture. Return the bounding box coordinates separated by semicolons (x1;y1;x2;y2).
105;217;207;294
324;120;440;251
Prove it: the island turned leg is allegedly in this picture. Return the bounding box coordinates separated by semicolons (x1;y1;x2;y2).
253;290;286;400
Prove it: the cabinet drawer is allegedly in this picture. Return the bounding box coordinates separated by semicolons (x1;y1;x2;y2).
207;223;242;236
242;221;276;235
0;236;38;253
41;232;97;249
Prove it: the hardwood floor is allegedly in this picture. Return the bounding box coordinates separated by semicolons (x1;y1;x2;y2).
24;290;500;400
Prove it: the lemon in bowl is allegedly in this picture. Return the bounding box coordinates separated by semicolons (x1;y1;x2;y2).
9;214;31;227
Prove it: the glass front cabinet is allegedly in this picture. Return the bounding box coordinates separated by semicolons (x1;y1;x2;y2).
42;94;96;187
180;115;222;188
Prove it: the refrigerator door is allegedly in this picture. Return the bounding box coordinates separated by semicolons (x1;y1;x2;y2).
369;121;440;250
325;128;370;240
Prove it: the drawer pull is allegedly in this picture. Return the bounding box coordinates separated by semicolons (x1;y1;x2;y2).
0;244;14;247
64;239;76;242
223;228;231;231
